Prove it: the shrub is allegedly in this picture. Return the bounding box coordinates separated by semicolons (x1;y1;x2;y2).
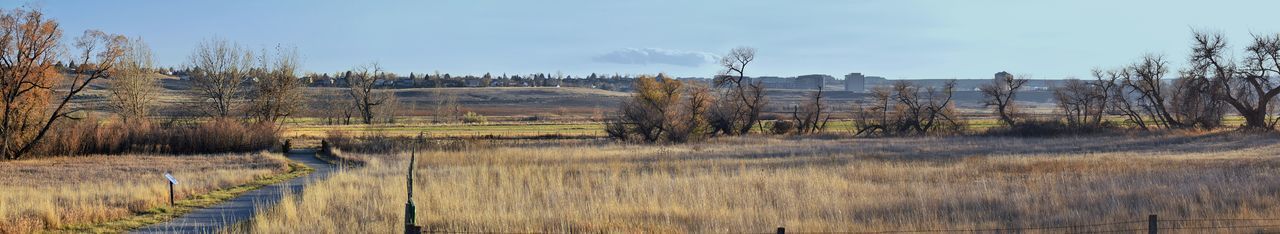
463;112;487;124
770;120;795;135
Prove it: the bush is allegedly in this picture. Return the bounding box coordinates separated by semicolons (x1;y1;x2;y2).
463;112;487;124
770;120;795;135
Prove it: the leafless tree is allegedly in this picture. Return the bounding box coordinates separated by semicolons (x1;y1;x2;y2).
1123;54;1183;129
187;37;253;118
851;86;893;136
852;81;961;136
792;86;830;134
107;36;157;123
247;45;304;124
1;7;127;160
346;62;390;124
432;89;462;123
1053;79;1107;127
980;72;1028;126
712;47;766;135
1186;30;1280;129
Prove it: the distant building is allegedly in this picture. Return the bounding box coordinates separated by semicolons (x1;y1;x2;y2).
994;71;1013;89
845;73;866;92
795;74;830;90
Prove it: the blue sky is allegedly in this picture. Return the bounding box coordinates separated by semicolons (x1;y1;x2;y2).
7;0;1280;79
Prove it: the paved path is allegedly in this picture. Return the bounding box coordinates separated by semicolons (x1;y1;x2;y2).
132;149;337;233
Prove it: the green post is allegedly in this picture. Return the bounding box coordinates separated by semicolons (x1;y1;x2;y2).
404;149;420;233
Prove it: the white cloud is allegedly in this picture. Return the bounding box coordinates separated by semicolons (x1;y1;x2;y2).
592;48;718;67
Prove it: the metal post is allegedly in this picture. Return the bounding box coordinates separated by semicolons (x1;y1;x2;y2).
776;226;785;234
1148;214;1157;234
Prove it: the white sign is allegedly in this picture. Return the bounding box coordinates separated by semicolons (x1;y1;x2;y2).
164;173;178;185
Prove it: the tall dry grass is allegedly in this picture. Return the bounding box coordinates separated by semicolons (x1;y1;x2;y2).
0;152;288;233
33;116;280;157
245;131;1280;233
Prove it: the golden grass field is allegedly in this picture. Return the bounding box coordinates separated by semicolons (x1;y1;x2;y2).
241;131;1280;233
0;152;290;234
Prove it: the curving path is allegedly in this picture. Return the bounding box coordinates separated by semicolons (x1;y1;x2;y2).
132;149;337;233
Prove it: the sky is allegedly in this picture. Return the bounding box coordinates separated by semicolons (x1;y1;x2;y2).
6;0;1280;79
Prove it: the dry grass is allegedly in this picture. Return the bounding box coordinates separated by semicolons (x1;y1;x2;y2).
244;131;1280;233
0;152;289;233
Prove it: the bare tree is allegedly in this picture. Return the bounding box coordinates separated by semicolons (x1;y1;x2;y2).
792;86;830;134
187;37;253;118
346;62;390;124
712;47;766;135
107;36;158;123
1053;79;1105;126
980;72;1028;126
1123;54;1182;129
247;45;304;124
432;89;462;123
1;7;127;160
1186;30;1280;129
852;81;962;136
851;86;893;136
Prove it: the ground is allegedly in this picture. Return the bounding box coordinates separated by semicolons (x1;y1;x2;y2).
0;152;289;233
241;131;1280;233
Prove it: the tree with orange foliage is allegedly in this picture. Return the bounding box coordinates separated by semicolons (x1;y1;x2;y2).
0;8;126;160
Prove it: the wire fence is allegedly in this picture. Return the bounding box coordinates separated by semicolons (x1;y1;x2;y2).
411;215;1280;234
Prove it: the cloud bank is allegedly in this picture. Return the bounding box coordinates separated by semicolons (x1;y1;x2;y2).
593;48;718;67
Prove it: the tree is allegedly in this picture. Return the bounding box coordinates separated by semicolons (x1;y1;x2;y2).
711;47;765;135
1;8;127;160
247;45;304;124
1123;54;1182;129
980;72;1028;126
851;81;962;136
1187;31;1280;129
187;37;254;118
791;86;830;134
347;62;390;124
605;74;710;143
107;36;158;123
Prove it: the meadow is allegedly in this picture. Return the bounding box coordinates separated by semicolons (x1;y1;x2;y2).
241;131;1280;233
0;152;292;233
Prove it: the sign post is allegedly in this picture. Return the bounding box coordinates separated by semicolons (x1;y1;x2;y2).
164;172;178;206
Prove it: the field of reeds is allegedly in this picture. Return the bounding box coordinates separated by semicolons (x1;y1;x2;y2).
0;152;290;233
241;131;1280;233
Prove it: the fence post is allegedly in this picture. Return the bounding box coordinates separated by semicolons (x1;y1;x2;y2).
1148;214;1157;234
776;226;785;234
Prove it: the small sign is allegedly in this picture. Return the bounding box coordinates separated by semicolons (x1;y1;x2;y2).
164;173;178;185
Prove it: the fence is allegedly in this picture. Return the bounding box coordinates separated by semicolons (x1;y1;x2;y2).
770;215;1280;234
414;215;1280;234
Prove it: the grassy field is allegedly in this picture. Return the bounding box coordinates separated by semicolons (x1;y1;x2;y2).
0;152;293;233
241;131;1280;233
282;116;1253;139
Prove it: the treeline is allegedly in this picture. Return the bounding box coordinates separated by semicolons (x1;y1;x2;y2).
609;30;1280;143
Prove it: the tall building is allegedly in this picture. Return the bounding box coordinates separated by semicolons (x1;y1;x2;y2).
845;73;866;92
994;71;1013;89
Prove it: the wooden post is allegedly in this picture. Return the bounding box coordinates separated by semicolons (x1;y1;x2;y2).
1148;214;1157;234
776;226;785;234
168;182;174;206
